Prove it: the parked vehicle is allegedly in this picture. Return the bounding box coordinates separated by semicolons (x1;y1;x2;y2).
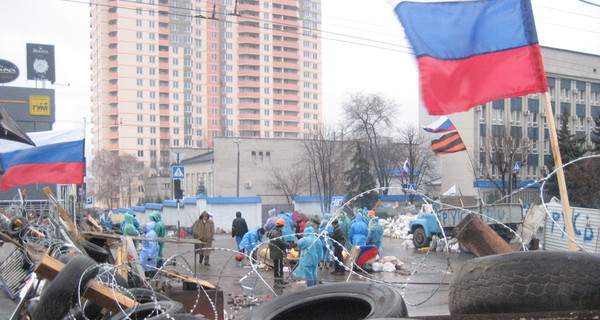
409;203;524;248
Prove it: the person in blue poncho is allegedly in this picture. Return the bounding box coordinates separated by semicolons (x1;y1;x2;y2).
366;217;384;254
263;208;278;232
238;227;265;265
318;220;334;267
139;221;159;277
99;210;112;230
120;209;140;232
292;226;323;287
349;213;368;246
277;211;297;243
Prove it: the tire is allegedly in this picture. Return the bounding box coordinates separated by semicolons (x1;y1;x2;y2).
126;288;172;303
244;281;408;320
80;240;110;263
31;255;99;320
449;251;600;314
106;300;184;320
8;215;29;237
458;241;471;254
148;314;209;320
412;227;430;248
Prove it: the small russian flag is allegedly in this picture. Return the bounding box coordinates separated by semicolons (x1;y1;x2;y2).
423;116;456;133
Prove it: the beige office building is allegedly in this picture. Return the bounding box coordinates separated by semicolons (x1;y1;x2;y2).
90;0;322;204
426;47;600;204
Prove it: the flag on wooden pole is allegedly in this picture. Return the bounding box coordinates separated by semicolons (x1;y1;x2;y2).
391;0;548;115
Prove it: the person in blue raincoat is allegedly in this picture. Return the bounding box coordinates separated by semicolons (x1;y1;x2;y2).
139;221;159;277
99;210;112;230
366;217;384;254
277;212;296;243
239;227;266;259
263;208;278;232
120;208;140;232
292;226;323;286
318;220;334;267
349;213;368;246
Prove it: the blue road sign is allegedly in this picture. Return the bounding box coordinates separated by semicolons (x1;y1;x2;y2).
512;161;522;173
172;166;185;179
331;196;344;207
407;184;417;194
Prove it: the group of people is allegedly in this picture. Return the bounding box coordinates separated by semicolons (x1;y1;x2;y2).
118;209;167;277
231;207;384;288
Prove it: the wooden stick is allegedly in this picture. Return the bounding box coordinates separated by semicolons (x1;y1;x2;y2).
542;91;577;251
455;213;513;257
144;265;216;289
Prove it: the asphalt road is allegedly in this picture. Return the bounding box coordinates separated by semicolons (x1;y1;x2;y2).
161;232;474;319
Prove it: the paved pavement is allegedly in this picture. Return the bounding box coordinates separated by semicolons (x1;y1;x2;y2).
162;232;474;319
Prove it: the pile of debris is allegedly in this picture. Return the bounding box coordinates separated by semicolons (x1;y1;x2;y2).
0;187;214;320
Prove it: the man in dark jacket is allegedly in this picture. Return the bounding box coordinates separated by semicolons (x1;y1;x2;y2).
330;219;347;275
231;211;249;249
268;218;290;287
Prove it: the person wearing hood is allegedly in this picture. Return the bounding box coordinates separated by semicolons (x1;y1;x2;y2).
139;221;159;277
292;226;323;287
304;214;321;233
349;213;368;246
238;226;265;265
263;208;278;232
318;220;334;267
338;211;352;249
121;213;140;248
120;209;140;232
295;213;308;239
277;211;296;243
149;210;166;266
193;211;215;266
366;217;384;254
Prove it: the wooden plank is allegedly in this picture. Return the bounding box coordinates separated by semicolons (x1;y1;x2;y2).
124;237;145;280
510;204;547;250
43;187;81;241
83;231;204;244
455;213;514;257
115;242;128;280
34;254;137;312
144;265;216;289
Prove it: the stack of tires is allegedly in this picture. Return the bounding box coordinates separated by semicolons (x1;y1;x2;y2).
27;254;209;320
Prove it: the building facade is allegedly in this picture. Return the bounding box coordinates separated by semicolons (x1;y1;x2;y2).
90;0;322;205
433;47;600;204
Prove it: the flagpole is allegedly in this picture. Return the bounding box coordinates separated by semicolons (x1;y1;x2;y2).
542;91;577;251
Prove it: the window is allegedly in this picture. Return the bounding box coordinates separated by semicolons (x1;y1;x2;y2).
137;138;143;145
137;150;144;157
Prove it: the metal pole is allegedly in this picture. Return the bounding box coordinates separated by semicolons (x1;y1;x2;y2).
177;153;180;236
236;140;240;197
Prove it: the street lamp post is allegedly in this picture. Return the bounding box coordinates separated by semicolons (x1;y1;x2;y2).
234;140;241;197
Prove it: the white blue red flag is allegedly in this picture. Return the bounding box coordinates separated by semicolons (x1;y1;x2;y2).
0;128;85;191
423;116;456;133
390;0;548;115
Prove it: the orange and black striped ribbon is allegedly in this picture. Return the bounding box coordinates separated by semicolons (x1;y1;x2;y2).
431;131;467;155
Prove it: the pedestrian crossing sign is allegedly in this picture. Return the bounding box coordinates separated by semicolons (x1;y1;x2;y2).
172;166;185;179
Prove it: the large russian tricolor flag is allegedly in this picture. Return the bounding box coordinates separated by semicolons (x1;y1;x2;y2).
0;128;85;191
391;0;548;115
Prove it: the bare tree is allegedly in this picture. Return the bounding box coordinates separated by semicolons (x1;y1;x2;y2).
302;126;347;213
92;150;144;208
396;124;438;200
269;163;308;205
475;134;533;202
343;92;398;195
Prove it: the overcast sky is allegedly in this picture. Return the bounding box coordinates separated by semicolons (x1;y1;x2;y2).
1;0;600;131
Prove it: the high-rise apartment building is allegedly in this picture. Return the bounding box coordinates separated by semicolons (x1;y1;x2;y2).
90;0;322;203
